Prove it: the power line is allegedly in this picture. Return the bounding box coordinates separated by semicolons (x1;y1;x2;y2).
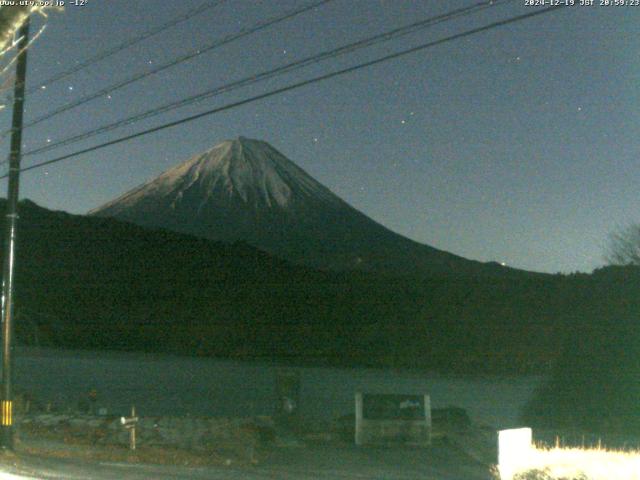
2;4;568;180
24;0;515;158
0;0;334;139
5;0;226;102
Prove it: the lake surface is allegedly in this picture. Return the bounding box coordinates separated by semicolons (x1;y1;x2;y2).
13;347;543;429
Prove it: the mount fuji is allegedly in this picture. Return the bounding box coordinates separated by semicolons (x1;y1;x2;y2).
90;137;508;276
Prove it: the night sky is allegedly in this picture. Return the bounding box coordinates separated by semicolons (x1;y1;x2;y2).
1;0;638;274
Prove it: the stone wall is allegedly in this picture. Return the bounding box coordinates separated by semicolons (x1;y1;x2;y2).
17;413;273;456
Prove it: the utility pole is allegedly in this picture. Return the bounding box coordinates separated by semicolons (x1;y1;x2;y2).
1;17;30;451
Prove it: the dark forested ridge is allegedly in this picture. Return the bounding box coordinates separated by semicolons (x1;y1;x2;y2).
2;199;628;376
522;266;640;434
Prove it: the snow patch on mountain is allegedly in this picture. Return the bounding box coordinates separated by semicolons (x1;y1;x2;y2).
92;137;341;216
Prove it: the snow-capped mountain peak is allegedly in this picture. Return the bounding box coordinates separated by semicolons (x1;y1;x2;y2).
93;137;340;216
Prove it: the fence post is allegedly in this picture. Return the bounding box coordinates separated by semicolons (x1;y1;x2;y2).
121;405;139;451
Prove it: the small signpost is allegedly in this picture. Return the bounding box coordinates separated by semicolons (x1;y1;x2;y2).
120;406;139;450
275;370;300;427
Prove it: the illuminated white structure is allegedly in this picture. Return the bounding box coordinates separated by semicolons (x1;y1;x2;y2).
498;427;533;480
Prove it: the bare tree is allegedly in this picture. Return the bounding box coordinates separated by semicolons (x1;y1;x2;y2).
606;224;640;266
0;6;32;52
0;5;61;108
0;5;56;53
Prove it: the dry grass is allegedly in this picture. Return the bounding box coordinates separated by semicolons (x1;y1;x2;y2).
14;415;266;466
15;441;243;467
500;444;640;480
13;427;262;467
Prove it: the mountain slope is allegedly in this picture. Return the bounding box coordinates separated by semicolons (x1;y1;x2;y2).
90;137;512;276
